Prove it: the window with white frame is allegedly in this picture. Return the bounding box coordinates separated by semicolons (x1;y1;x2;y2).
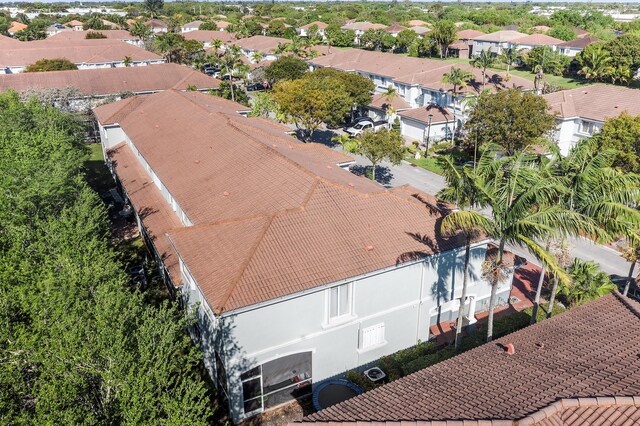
328;283;352;321
579;120;596;135
359;323;385;350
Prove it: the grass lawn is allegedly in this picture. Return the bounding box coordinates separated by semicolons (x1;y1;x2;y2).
85;143;114;195
405;156;445;175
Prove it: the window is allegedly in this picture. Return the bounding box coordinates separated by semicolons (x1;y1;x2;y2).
329;283;352;320
580;120;596;135
359;323;386;350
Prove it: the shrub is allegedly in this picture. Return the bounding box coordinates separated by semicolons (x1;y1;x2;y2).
24;58;78;72
85;31;107;39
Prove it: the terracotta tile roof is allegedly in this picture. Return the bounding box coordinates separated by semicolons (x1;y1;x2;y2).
341;22;388;31
299;21;329;30
456;29;485;40
511;34;564;46
47;30;140;41
574;28;589;37
399;105;453;124
544;84;640;122
183;30;235;44
0;34;22;46
407;20;431;27
385;23;407;33
409;26;431;36
216;21;232;29
9;21;28;32
370;93;411;110
182;20;204;29
107;143;183;284
0;39;162;68
557;36;599;49
66;20;84;26
310;49;534;94
144;19;167;29
0;63;220;95
473;30;528;42
96;90;469;313
231;35;290;52
521;397;640;425
303;292;640;423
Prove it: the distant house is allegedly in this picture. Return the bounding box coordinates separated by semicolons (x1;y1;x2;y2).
231;35;289;62
8;21;27;35
297;21;328;38
472;30;527;55
145;19;168;34
510;33;564;51
46;23;70;37
95;89;513;424
398;106;455;143
48;30;144;48
408;26;431;37
0;63;219;109
101;19;120;30
341;21;388;43
544;85;640;155
449;29;485;58
0;38;164;74
302;292;640;424
216;20;232;31
557;36;599;57
66;19;84;31
183;30;235;48
574;27;589;38
385;23;407;37
181;20;203;33
407;19;431;27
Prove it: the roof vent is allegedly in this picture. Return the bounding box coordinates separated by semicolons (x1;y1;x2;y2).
326;165;333;169
506;343;515;355
223;191;230;196
272;144;277;147
365;245;374;251
348;182;355;187
194;159;200;164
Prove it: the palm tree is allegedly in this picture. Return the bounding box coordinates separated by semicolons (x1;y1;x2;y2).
562;259;617;306
251;50;264;64
218;48;243;102
545;239;572;319
578;47;613;82
441;66;473;141
470;50;495;88
437;157;483;350
123;56;133;67
211;38;224;56
610;64;632;86
621;236;640;297
500;46;519;80
274;42;289;55
446;149;599;342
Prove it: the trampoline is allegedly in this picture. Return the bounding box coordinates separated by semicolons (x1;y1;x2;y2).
312;379;364;411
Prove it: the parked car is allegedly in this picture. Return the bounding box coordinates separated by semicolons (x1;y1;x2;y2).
203;67;219;76
345;120;388;137
246;82;271;91
342;116;372;132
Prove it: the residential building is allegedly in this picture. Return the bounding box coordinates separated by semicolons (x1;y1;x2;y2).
544;85;640;155
302;292;640;424
0;62;219;109
408;26;431;37
557;36;599;57
94;89;512;423
0;34;22;47
297;21;328;38
448;29;484;58
471;30;527;55
0;38;164;74
406;20;431;27
101;19;120;30
47;30;144;48
216;20;232;31
309;49;534;141
184;30;235;48
341;21;388;43
8;21;27;35
510;33;563;51
145;18;168;34
398;106;454;143
45;23;70;37
385;23;407;37
231;35;289;62
66;19;84;31
181;20;204;33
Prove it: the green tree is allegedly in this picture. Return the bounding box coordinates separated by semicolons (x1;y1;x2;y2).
309;67;375;107
24;58;78;72
344;128;405;181
548;26;576;41
154;32;185;63
217;47;244;102
562;259;616;306
500;46;519;79
359;28;389;51
394;29;418;53
272;77;350;141
604;34;640;77
470;49;495;87
524;45;570;76
325;24;354;48
267;19;287;37
441;66;473;140
85;30;107;39
129;20;152;43
464;89;557;155
144;0;164;18
249;91;277;118
429;20;457;58
577;46;613;81
593;113;640;174
198;21;218;31
265;55;308;82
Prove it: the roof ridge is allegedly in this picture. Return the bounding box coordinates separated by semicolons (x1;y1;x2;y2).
612;291;640;320
215;214;275;314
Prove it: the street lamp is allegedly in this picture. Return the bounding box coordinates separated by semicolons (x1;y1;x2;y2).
424;113;433;156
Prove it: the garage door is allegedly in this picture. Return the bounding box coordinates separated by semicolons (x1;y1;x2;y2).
401;117;425;141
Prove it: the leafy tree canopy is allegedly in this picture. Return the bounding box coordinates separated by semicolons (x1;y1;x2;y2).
307;67;375;106
198;21;218;31
593;113;640;174
345;128;405;181
24;58;78;72
265;55;309;82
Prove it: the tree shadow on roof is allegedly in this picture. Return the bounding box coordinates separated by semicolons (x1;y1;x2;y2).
349;164;393;185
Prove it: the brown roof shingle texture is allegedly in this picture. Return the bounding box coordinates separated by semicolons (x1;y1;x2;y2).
473;30;527;42
47;30;140;41
304;293;640;423
399;105;453;124
511;34;564;46
557;36;600;49
97;90;467;313
0;63;220;95
310;49;534;94
183;30;236;43
544;84;640;122
0;38;162;68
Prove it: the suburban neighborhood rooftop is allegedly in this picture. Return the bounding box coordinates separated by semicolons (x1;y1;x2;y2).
544;84;640;122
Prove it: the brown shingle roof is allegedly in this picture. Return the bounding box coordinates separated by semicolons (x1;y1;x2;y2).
0;34;22;46
385;23;407;33
0;39;162;68
303;292;640;423
341;22;388;31
557;36;599;49
399;105;453;124
544;85;640;122
97;90;469;314
311;49;534;94
299;21;329;30
473;30;527;42
407;20;431;27
370;93;411;110
232;35;289;52
0;63;220;95
144;19;167;28
409;26;431;36
456;29;485;40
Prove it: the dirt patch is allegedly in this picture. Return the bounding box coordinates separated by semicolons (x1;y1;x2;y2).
240;398;315;426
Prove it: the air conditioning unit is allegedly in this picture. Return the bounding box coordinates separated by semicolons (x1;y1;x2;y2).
363;367;386;384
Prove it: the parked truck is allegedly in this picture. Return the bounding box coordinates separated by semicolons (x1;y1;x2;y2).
345;120;388;137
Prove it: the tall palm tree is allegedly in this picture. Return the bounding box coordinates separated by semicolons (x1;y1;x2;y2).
437;157;483;350
445;149;599;342
211;38;224;56
251;50;264;64
500;46;519;80
441;66;473;142
470;50;495;88
218;47;243;102
578;47;613;82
